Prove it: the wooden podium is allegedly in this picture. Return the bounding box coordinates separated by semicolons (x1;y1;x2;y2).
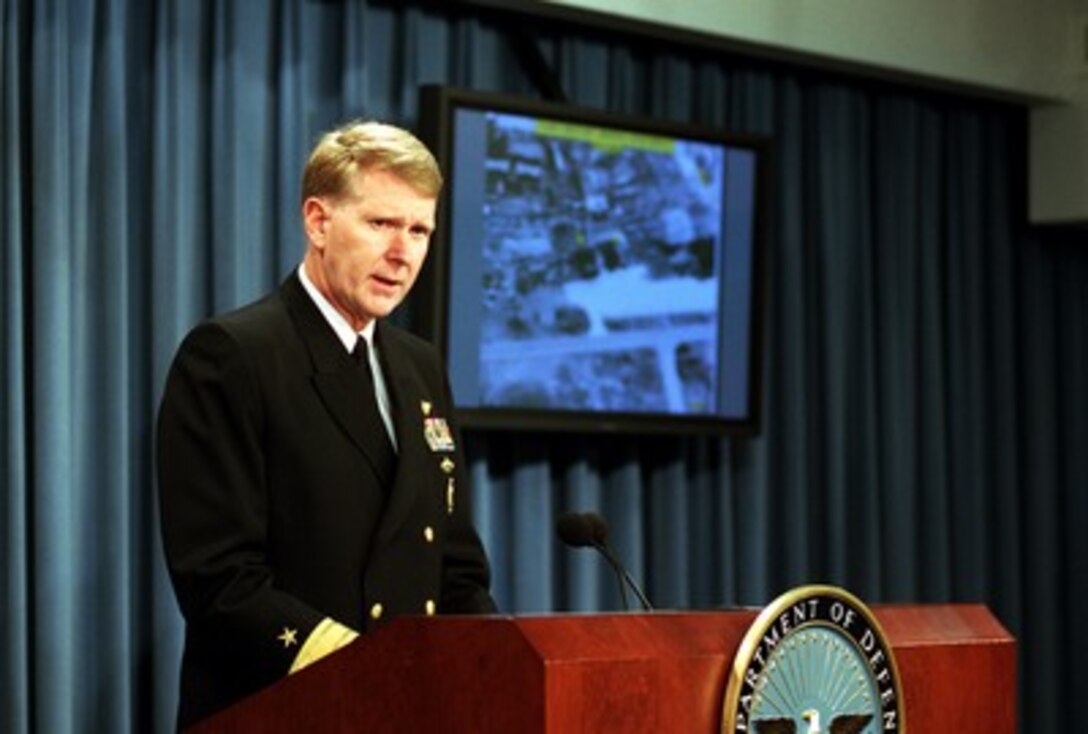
191;605;1015;733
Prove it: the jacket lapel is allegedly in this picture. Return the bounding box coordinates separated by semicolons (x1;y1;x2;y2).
281;274;396;486
372;323;427;545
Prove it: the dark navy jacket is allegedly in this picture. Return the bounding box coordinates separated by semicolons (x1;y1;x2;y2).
157;273;494;729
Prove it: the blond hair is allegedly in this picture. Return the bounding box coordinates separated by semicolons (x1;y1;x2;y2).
301;120;443;204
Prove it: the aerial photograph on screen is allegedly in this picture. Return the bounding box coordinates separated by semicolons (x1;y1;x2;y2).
477;112;725;415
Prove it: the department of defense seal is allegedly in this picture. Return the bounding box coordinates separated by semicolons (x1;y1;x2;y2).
722;585;905;734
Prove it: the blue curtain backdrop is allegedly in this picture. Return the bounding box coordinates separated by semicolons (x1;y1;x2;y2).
2;0;1086;731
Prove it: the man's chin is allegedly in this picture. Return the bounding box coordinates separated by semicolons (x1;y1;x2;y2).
360;296;403;320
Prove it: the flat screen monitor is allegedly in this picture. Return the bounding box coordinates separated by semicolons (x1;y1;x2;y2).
414;85;768;435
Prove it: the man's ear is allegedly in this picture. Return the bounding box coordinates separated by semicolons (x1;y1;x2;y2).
303;197;330;243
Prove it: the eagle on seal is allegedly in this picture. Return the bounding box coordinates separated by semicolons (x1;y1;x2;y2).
754;709;872;734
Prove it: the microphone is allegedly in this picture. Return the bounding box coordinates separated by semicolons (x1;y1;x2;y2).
555;511;599;548
556;511;653;612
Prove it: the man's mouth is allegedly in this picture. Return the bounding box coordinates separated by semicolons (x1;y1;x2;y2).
372;274;400;288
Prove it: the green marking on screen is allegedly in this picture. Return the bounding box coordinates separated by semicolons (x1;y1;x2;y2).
535;120;675;154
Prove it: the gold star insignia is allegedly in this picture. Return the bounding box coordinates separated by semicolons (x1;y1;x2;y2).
277;627;298;648
421;400;432;416
440;457;455;474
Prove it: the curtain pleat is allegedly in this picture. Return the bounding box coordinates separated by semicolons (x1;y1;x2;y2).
1;1;30;730
2;1;1086;732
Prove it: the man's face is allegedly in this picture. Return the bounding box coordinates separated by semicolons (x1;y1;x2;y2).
305;167;436;331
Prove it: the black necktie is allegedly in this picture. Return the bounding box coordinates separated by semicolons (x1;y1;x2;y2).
352;336;396;484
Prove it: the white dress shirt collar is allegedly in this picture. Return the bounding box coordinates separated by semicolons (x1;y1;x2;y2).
297;263;377;353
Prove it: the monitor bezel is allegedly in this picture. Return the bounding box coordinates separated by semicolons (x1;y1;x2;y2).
413;84;770;436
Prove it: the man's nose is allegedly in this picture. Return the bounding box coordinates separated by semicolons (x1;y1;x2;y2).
384;229;410;260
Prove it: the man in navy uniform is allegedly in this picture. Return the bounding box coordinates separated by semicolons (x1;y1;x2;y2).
157;121;496;729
